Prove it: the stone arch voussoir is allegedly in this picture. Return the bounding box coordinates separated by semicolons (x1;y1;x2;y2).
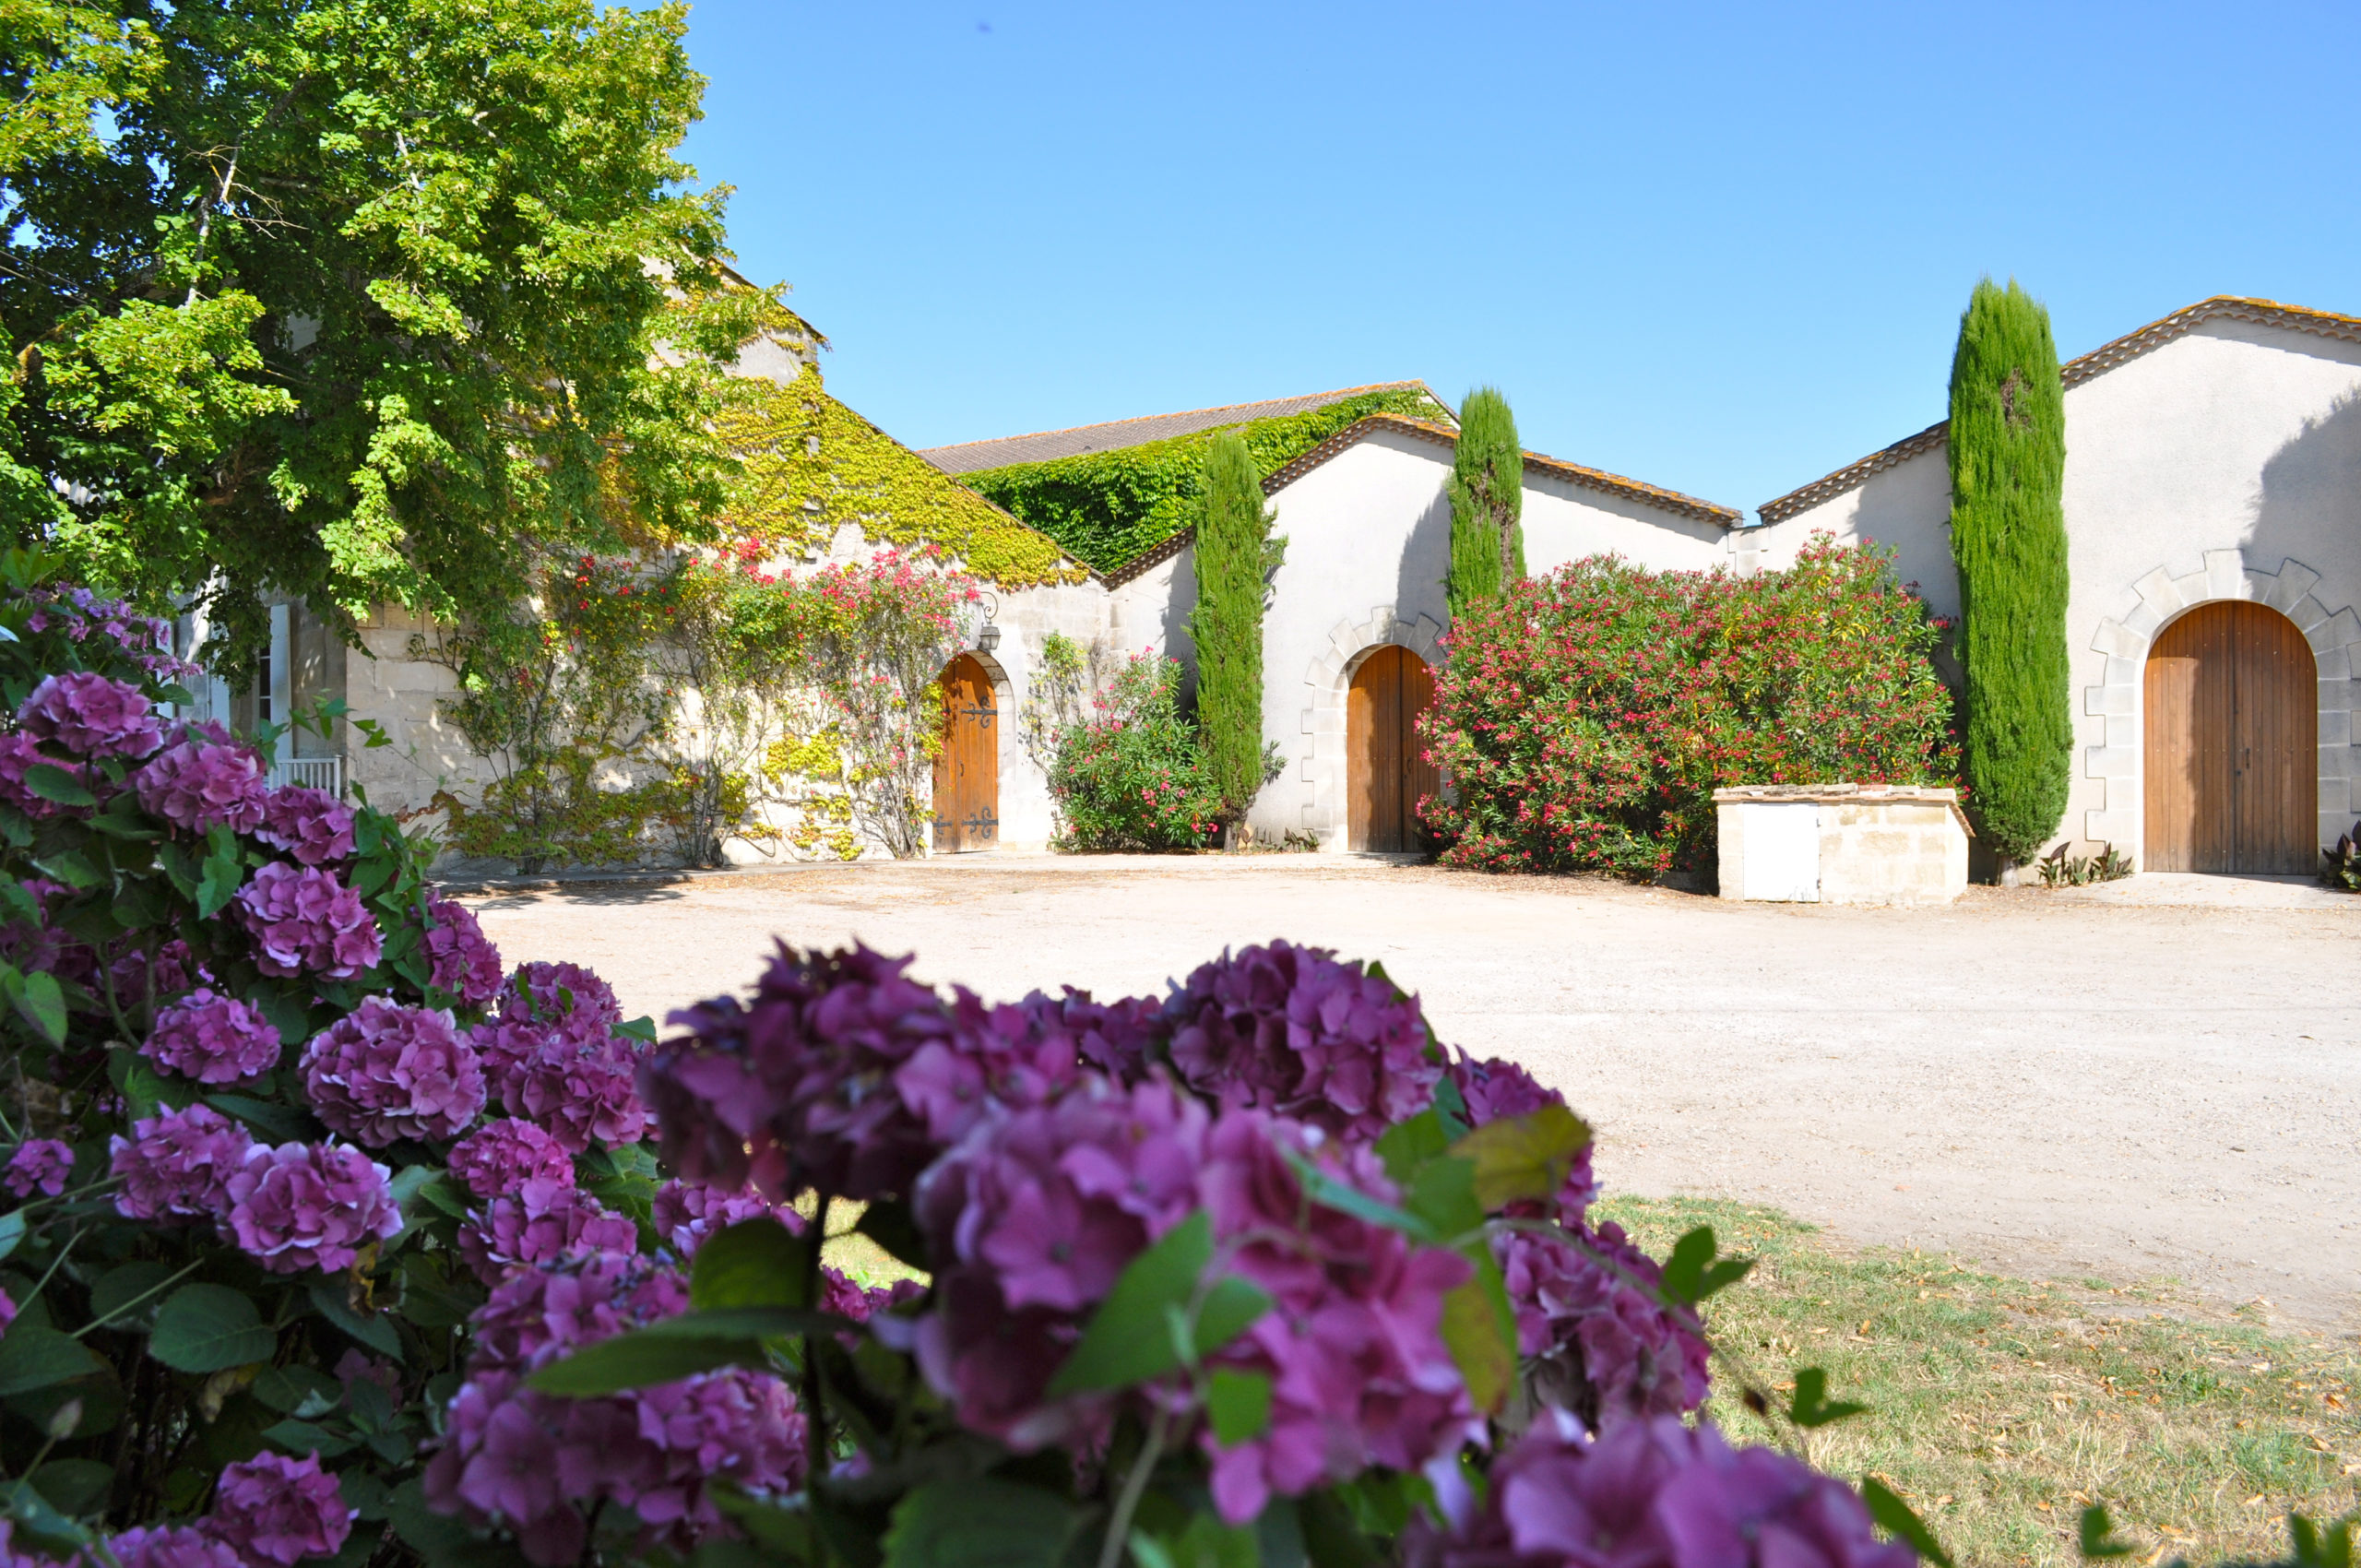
2081;551;2361;855
1297;608;1445;848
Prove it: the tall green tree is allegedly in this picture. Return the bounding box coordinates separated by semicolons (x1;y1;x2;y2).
1446;386;1525;618
0;0;776;667
1189;431;1283;841
1948;277;2072;867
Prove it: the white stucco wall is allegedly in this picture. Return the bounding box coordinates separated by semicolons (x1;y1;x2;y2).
1750;315;2361;863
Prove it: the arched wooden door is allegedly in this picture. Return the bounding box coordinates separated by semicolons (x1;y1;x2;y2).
931;654;999;853
1347;645;1441;852
2142;601;2314;873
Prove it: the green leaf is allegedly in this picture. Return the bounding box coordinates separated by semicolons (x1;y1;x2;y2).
87;1261;174;1330
31;849;101;890
21;766;94;809
307;1282;403;1359
1438;1251;1516;1415
692;1216;812;1311
1405;1157;1482;1242
0;1210;25;1263
261;1418;357;1458
1296;1491;1380;1568
1207;1367;1274;1445
28;1458;111;1517
253;1364;341;1418
881;1479;1086;1568
1788;1367;1867;1429
1860;1479;1952;1568
13;970;66;1047
1447;1104;1592;1211
616;1014;658;1043
855;1199;931;1271
410;1174;471;1220
1048;1210;1211;1394
194;850;243;919
2079;1505;2136;1561
206;1093;315;1144
1;1475;89;1553
1658;1226;1753;1309
1278;1151;1433;1241
1138;1513;1259;1568
148;1285;277;1372
526;1307;847;1397
1194;1277;1273;1360
0;1327;102;1396
1371;1110;1451;1187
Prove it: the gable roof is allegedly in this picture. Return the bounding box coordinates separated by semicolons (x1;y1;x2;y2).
918;382;1441;474
1104;413;1743;587
1756;295;2361;526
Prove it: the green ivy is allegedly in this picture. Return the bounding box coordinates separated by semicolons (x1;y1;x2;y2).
959;387;1453;574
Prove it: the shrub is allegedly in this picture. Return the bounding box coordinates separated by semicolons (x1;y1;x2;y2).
1424;540;1960;878
1949;278;2072;866
1047;653;1226;851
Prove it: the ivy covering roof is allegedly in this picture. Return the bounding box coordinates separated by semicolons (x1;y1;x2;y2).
713;363;1092;589
934;383;1456;574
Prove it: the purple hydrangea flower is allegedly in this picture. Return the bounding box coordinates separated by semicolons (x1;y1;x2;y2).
301;996;486;1146
457;1176;640;1285
650;1177;803;1257
0;1287;14;1335
133;731;268;833
1165;941;1442;1142
891;987;1087;1147
111;1104;254;1222
645;943;972;1202
1406;1413;1916;1568
255;785;357;866
492;1016;651;1154
223;1140;403;1275
109;938;201;1014
144;989;282;1085
3;1139;73;1198
421;1250;805;1566
102;1526;243;1568
17;671;163;758
235;861;382;980
202;1450;353;1566
450;1119;576;1201
1492;1220;1710;1432
500;961;623;1029
421;894;504;1007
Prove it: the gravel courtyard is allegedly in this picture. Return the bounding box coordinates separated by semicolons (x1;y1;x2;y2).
460;859;2361;1334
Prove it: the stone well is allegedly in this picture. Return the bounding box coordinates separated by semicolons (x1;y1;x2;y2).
1713;784;1971;907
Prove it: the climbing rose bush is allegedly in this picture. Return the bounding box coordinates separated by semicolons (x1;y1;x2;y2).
1425;540;1959;879
1046;651;1230;851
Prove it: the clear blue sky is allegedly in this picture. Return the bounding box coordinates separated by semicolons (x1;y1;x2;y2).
678;2;2360;519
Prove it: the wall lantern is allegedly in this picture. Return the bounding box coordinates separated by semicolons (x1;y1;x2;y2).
976;592;1001;653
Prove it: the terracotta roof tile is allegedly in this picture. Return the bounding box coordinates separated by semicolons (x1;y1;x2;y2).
1755;296;2361;526
916;382;1439;474
1102;413;1742;587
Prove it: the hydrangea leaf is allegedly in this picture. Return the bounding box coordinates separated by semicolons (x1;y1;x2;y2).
1277;1151;1435;1243
1859;1478;1953;1568
692;1216;813;1312
1438;1251;1516;1415
1406;1157;1482;1243
0;1210;24;1263
305;1283;402;1360
8;969;66;1048
1371;1110;1452;1188
1296;1491;1382;1568
527;1308;846;1397
252;1364;341;1418
28;1458;112;1517
147;1285;276;1373
205;1093;316;1145
855;1198;931;1271
1446;1104;1592;1212
0;1327;104;1396
881;1478;1086;1568
1049;1210;1271;1396
1658;1226;1753;1309
1207;1367;1275;1445
20;765;95;808
86;1262;174;1333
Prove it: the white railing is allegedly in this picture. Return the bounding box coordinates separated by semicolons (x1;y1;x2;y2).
269;756;345;795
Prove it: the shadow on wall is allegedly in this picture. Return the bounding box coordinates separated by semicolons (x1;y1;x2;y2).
1394;489;1453;644
1149;551;1202;703
2248;387;2361;586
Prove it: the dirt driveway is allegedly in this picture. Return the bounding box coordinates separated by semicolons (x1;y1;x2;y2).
460;858;2361;1334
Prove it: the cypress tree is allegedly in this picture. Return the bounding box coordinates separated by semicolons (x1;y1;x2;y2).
1190;432;1282;841
1948;278;2072;869
1446;386;1525;619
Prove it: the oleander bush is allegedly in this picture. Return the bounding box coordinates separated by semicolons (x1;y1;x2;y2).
1045;653;1228;852
1422;540;1961;880
0;565;2343;1568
